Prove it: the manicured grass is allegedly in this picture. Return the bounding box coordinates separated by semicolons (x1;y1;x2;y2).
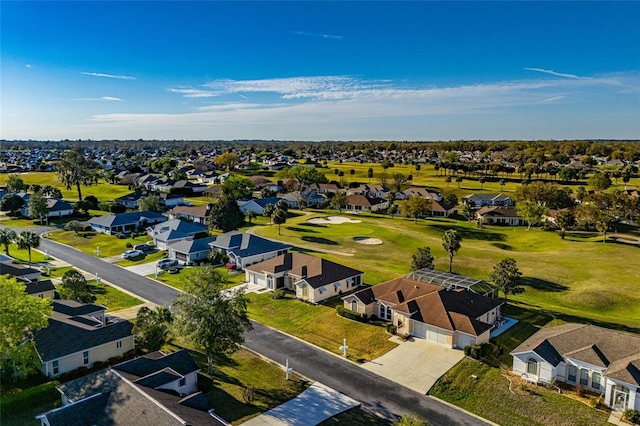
318;407;390;426
40;265;74;279
115;250;167;267
429;358;610;426
252;212;640;330
151;266;246;291
246;292;397;363
0;380;61;426
46;230;154;257
166;343;309;425
87;279;143;312
0;216;40;227
3;243;48;265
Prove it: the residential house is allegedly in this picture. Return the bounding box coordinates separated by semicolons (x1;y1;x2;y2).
278;191;326;209
147;219;209;250
0;260;41;282
345;194;389;213
24;279;56;299
238;196;280;215
430;199;457;218
244;252;363;303
36;350;223;426
167;204;211;225
398;187;443;201
35;300;135;378
511;323;640;412
157;192;184;207
168;236;217;264
476;206;525;226
346;184;389;199
307;183;340;194
114;191;147;209
171;180;208;196
197;170;220;184
463;193;515;207
18;194;75;219
88;211;167;235
342;273;502;348
208;231;290;269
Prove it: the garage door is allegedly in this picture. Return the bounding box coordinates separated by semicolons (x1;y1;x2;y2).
411;321;427;339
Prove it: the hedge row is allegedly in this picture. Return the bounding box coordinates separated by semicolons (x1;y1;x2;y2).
336;306;368;322
464;343;495;359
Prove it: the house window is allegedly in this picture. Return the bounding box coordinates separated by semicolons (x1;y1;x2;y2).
579;369;589;386
567;365;577;383
302;285;309;298
592;372;601;390
267;277;273;289
526;358;538;375
83;351;89;365
52;360;59;375
179;377;186;387
354;275;361;286
379;305;392;321
351;300;358;313
116;341;122;349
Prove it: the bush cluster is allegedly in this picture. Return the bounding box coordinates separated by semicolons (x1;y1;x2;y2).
624;409;640;424
335;306;368;322
464;343;495;359
270;289;286;300
386;323;397;335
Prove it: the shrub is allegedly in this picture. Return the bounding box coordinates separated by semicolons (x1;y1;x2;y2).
575;384;586;397
386;324;397;335
470;345;482;359
110;203;126;214
335;306;366;322
242;386;256;404
126;242;133;248
270;289;286;300
400;333;411;341
623;409;640;424
115;233;126;239
463;346;472;356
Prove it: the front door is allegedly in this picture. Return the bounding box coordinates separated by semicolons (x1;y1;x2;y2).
613;389;629;411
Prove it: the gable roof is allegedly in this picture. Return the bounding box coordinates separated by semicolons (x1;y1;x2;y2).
0;260;40;278
209;231;290;258
345;194;386;207
88;210;166;228
169;236;217;254
46;198;74;212
241;196;280;209
511;323;640;385
464;193;512;202
245;252;363;289
149;219;207;237
114;350;199;378
476;206;521;218
168;204;210;218
24;279;55;295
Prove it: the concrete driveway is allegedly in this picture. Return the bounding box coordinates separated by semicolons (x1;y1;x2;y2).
361;337;465;394
124;260;161;277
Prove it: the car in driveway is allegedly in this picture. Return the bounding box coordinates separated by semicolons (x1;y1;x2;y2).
156;258;179;270
122;249;144;259
133;243;154;252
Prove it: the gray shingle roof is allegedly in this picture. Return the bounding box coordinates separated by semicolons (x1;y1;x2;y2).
169;236;217;254
114;350;199;378
88;210;166;228
24;279;55;295
209;231;290;258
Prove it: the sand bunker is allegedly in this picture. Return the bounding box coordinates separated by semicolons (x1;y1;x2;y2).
307;216;362;225
353;237;383;245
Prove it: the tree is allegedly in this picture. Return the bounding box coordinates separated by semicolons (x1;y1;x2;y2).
392;173;407;193
173;266;252;374
516;200;549;230
263;203;275;226
444;193;458;207
0;276;52;380
400;195;431;223
76;199;93;214
489;257;523;304
442;229;461;273
58;269;96;303
367;168;374;183
588;173;612;191
595;214;614;243
277;165;328;184
171;168;187;181
133;306;173;353
208;194;244;232
555;210;576;239
479;176;487;190
57;148;100;201
414;164;421;176
214;152;240;170
1;193;25;216
411;247;434;271
15;230;39;265
139;195;161;213
272;207;288;235
0;228;16;255
64;220;83;235
208;248;229;266
456;176;463;188
222;175;254;199
6;174;25;193
499;178;506;191
245;209;257;224
332;191;347;213
28;192;48;225
445;176;451;187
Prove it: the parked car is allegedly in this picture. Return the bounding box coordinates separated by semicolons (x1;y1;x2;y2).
122;249;144;259
133;244;154;252
156;258;178;270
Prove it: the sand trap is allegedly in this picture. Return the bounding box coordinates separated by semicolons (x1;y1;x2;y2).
353;237;383;245
308;216;362;225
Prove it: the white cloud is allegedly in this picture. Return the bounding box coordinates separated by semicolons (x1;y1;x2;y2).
524;67;584;79
293;31;344;40
81;72;136;80
25;64;32;69
73;96;124;101
540;95;566;103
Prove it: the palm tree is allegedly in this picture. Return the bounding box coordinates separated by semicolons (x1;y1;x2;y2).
442;229;462;273
16;230;40;265
0;228;17;255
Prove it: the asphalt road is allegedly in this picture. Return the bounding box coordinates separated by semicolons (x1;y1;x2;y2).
35;236;490;426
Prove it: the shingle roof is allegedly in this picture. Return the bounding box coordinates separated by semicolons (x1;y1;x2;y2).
0;261;40;277
88;210;166;228
168;204;210;218
24;279;55;295
245;252;363;289
169;236;217;254
511;323;640;385
476;206;521;218
345;194;385;207
114;350;199;378
209;231;290;258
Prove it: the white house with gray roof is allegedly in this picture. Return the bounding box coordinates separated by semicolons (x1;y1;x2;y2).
208;231;290;269
168;236;217;264
511;323;640;411
88;210;166;235
147;219;208;250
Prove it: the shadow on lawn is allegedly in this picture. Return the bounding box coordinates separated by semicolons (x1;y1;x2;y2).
299;223;329;228
285;226;318;234
301;236;339;245
520;277;568;293
430;223;506;242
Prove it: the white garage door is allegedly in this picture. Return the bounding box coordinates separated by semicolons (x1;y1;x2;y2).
411;321;427;339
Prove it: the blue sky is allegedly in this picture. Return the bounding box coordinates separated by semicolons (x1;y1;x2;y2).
2;1;639;141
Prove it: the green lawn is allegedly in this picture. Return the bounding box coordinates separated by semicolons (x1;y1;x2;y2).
246;292;397;363
40;265;74;279
429;358;609;426
150;266;246;291
46;230;155;257
0;380;61;426
115;250;167;267
3;243;48;265
87;279;143;312
252;212;640;331
318;407;390;426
